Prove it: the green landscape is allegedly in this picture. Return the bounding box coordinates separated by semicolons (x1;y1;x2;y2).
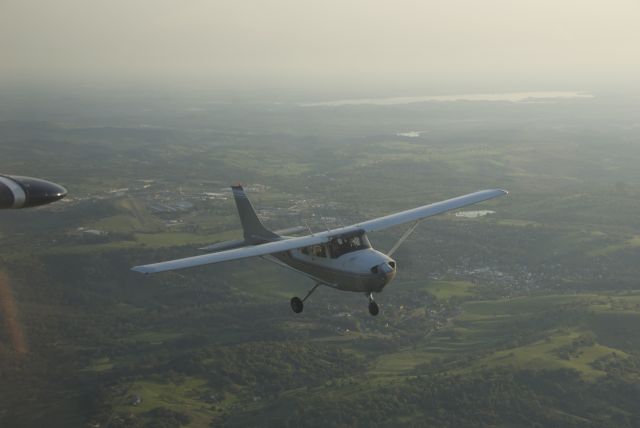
1;89;640;427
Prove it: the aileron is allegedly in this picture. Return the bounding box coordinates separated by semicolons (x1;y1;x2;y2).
357;189;507;232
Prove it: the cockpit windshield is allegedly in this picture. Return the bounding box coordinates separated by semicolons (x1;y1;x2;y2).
299;232;371;259
328;232;371;258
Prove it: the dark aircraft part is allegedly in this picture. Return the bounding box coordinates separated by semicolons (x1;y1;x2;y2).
368;301;379;316
290;283;322;314
231;184;279;241
0;175;67;209
290;297;304;313
0;180;14;209
367;292;379;316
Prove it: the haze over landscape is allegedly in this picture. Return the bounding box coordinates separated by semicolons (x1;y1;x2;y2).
3;0;640;94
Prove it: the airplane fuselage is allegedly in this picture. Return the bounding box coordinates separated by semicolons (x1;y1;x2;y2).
273;237;397;293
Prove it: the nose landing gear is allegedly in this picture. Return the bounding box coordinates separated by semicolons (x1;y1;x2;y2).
367;292;379;316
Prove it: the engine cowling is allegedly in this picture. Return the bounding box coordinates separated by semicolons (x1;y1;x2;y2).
0;175;67;209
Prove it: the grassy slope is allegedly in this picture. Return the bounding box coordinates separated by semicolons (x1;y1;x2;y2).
99;291;640;426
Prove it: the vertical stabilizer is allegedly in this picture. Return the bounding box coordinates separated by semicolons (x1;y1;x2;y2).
231;185;279;241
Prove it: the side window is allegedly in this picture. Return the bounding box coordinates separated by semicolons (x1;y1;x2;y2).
329;238;341;258
328;233;371;258
312;245;327;258
301;246;310;255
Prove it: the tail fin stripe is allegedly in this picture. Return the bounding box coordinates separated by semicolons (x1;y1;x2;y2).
231;185;279;241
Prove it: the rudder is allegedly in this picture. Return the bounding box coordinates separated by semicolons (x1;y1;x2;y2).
231;185;279;241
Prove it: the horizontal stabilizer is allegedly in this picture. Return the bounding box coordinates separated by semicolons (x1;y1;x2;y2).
274;226;307;236
199;226;305;252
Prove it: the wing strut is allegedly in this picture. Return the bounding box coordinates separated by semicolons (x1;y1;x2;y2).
388;220;421;256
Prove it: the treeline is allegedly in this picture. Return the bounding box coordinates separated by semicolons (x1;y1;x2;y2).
229;368;640;428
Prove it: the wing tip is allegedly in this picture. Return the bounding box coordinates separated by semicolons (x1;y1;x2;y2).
485;188;509;196
131;266;152;275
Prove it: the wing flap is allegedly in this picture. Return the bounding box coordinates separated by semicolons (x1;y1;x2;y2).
274;225;308;236
198;238;247;252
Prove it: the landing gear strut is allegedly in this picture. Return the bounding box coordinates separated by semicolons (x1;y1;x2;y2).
290;283;321;314
367;292;379;316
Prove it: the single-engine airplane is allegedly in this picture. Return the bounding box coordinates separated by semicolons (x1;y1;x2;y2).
133;185;507;315
0;174;67;209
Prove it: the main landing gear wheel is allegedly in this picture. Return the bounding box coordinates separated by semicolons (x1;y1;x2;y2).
368;301;379;316
290;283;322;314
290;297;304;313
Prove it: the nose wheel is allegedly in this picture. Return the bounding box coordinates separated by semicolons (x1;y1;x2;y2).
367;293;379;316
368;301;379;316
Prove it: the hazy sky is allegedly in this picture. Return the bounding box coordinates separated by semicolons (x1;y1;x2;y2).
2;0;639;91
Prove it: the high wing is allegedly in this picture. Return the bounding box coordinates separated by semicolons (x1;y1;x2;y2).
355;188;507;232
133;233;332;274
132;188;507;274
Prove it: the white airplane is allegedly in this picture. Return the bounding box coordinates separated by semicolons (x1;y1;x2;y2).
133;185;507;316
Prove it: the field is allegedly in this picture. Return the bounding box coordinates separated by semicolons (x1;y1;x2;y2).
1;91;640;427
